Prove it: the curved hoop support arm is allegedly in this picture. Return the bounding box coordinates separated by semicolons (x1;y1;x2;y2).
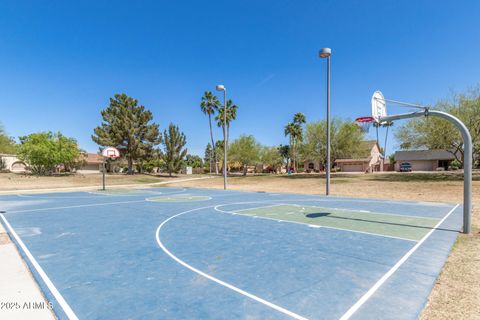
379;110;472;233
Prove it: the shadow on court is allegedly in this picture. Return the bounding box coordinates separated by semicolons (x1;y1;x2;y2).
304;212;457;232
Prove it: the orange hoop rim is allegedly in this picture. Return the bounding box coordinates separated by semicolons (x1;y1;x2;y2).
355;116;375;123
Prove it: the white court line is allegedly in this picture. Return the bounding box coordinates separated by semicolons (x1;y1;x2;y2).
214;205;417;243
298;204;440;221
233;203;286;213
8;190;190;214
7;200;147;213
339;203;460;320
155;205;309;320
145;195;212;202
0;214;79;320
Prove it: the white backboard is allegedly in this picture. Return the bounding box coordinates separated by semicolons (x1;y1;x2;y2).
371;91;387;122
101;147;120;158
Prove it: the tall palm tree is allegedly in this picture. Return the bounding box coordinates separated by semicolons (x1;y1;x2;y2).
200;91;220;174
284;123;297;171
285;113;306;172
215;99;238;143
293;112;306;126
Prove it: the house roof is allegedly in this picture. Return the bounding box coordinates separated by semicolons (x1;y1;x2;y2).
83;153;104;164
394;150;455;161
335;157;371;163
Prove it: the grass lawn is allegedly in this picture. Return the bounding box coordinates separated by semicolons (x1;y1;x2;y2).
0;171;478;319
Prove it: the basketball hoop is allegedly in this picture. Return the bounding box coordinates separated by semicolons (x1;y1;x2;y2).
355;116;376;133
101;147;120;159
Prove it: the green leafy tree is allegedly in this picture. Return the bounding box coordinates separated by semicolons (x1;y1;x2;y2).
260;146;283;173
228;135;261;175
17;132;83;175
92;93;162;175
300;119;364;169
395;88;480;167
185;154;203;168
0;124;17;154
215;99;238;142
200;91;221;174
163;123;188;176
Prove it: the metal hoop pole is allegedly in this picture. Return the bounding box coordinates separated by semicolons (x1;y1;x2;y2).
380;110;472;233
326;55;331;196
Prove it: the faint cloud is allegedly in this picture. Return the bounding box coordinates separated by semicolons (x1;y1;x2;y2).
256;74;275;87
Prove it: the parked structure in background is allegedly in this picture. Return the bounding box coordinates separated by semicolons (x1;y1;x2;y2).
394;150;456;171
78;153;104;173
336;140;384;172
304;140;384;173
0;154;27;172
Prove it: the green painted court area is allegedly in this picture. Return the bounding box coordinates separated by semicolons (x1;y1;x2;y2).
147;195;211;202
233;204;440;241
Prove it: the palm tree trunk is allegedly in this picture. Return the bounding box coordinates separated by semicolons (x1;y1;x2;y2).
208;114;218;174
293;139;297;173
227;125;229;145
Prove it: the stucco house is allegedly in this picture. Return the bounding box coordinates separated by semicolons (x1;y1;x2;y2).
78;153;104;173
304;140;384;173
0;154;27;172
394;150;456;171
334;140;383;172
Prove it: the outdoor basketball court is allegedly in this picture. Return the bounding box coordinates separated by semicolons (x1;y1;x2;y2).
0;187;462;319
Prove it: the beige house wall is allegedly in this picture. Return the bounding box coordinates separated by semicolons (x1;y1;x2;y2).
395;160;438;171
0;154;27;172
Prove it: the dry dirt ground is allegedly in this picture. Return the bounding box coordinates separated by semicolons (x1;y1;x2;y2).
0;172;202;191
1;172;479;319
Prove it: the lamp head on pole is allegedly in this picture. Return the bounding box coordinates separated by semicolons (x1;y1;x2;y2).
319;48;331;58
216;84;226;91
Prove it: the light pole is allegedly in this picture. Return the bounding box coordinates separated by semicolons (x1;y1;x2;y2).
216;84;227;190
319;47;331;196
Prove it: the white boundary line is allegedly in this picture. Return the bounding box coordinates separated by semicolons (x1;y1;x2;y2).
339;203;460;320
155;205;309;320
8;190;189;214
7;200;147;213
15;188;186;199
0;214;79;320
214;204;417;242
238;203;439;221
146;195;212;202
233;203;286;213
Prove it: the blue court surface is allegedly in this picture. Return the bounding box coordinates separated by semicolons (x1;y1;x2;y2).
0;187;462;320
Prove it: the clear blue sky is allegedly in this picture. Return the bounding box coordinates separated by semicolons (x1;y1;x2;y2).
1;1;479;157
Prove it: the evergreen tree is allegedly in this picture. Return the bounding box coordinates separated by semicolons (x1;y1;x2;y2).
92;94;162;174
204;143;213;172
163;123;187;177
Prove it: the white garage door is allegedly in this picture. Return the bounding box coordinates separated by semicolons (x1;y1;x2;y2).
411;161;433;171
342;164;364;172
